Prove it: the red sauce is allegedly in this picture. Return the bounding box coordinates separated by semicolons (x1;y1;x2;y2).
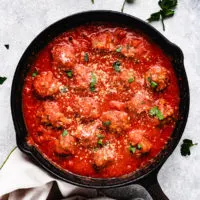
23;23;180;178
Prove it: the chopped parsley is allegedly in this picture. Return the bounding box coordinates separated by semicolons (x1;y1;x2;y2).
103;121;111;127
66;70;73;78
148;77;158;89
113;61;121;72
128;77;134;83
90;72;97;92
84;52;89;62
181;139;198;156
4;44;9;49
32;71;38;77
149;106;164;120
62;130;68;137
116;46;122;53
91;0;94;3
129;145;136;154
147;0;178;31
0;77;7;85
97;139;103;146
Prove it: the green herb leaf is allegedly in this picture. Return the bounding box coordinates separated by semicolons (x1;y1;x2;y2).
147;0;178;31
91;0;94;4
97;139;103;146
181;139;198;156
103;121;111;127
66;70;73;78
147;11;161;22
137;143;142;150
149;106;164;120
128;77;134;83
159;0;177;10
32;71;38;77
150;81;158;88
0;77;7;85
84;52;89;62
113;61;121;72
161;8;175;18
129;145;136;154
148;77;158;89
90;72;97;92
4;44;9;50
62;130;68;137
116;46;122;53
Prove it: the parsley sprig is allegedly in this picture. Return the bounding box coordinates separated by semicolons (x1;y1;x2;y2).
181;139;198;156
149;106;164;120
90;72;97;92
113;61;121;72
147;0;178;31
0;77;7;85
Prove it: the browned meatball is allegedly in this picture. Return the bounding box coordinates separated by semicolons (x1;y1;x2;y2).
145;66;170;91
33;71;61;98
101;111;130;133
127;90;152;114
73;64;92;91
120;35;150;59
93;144;115;168
55;133;77;155
91;31;118;52
71;120;102;148
37;101;71;128
74;97;101;120
151;99;174;121
115;68;136;90
51;43;76;70
128;129;152;155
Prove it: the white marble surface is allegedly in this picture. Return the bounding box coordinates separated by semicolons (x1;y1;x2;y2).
0;0;200;199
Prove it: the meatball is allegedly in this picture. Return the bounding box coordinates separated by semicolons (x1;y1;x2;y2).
112;68;137;92
71;120;102;147
91;31;118;52
101;111;130;133
55;133;77;155
37;101;71;128
120;35;149;59
33;71;61;98
119;69;135;83
128;129;152;154
150;99;174;121
73;64;92;91
127;90;152;114
109;100;125;111
93;144;115;168
145;66;170;92
51;43;76;70
74;97;101;120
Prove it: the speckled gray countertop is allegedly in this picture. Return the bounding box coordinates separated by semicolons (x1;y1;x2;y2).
0;0;200;199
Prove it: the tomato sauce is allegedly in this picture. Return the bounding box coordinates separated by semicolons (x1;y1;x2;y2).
23;23;180;178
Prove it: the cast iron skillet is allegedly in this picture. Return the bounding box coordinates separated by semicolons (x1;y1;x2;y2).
11;11;189;200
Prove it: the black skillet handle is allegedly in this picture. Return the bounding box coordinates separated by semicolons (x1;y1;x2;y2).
136;170;169;200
